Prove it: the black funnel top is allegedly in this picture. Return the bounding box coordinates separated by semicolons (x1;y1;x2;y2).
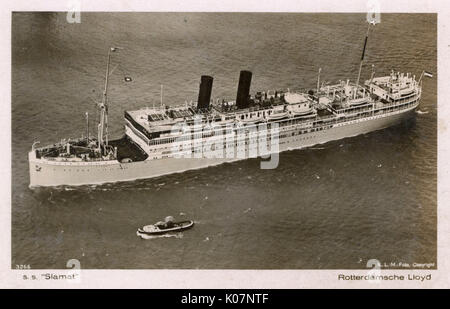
197;75;213;110
236;70;252;109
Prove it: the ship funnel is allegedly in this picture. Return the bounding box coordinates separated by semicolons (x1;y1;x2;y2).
197;75;214;110
236;70;252;109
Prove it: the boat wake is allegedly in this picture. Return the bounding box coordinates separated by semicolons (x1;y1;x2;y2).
137;231;184;240
416;110;429;115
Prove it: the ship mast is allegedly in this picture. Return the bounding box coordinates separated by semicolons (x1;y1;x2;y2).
98;47;120;154
103;48;111;148
316;67;322;94
85;112;89;145
160;84;163;109
355;22;373;97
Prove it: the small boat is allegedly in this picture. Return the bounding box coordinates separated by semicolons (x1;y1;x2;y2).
267;111;289;121
347;96;369;106
291;111;317;119
137;219;194;236
241;116;264;124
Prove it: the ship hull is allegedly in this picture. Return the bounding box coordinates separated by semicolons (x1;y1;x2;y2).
29;107;417;187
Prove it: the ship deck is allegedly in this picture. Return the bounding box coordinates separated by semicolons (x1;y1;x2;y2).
109;136;148;162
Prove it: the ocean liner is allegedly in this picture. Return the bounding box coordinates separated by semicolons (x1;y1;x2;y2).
28;21;432;187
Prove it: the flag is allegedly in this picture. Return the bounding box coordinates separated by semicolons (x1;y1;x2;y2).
124;76;132;82
424;71;433;78
110;47;118;52
367;13;381;25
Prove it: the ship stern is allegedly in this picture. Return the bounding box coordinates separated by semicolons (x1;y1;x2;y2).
28;150;43;188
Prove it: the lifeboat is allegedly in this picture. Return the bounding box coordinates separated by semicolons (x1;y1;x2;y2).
220;118;236;125
241;115;264;124
267;111;289;120
347;96;369;106
291;110;317;118
288;105;314;116
399;87;415;97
